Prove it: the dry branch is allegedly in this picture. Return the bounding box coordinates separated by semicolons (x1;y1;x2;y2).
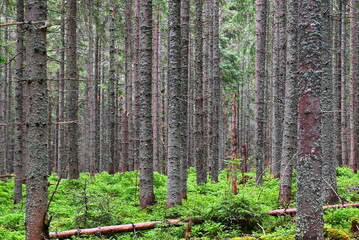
0;174;15;178
49;218;202;239
269;203;359;216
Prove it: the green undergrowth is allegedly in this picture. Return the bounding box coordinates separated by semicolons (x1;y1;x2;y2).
0;167;358;239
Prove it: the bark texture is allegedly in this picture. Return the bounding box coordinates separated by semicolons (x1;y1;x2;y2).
296;0;324;238
24;0;49;238
279;0;297;203
66;0;79;179
255;0;267;185
167;0;183;208
139;0;156;208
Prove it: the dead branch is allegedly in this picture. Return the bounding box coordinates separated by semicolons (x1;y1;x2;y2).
49;218;202;239
0;174;15;178
269;203;359;216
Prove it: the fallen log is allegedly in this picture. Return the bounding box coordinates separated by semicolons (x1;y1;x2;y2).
49;218;202;239
0;174;15;178
269;203;359;216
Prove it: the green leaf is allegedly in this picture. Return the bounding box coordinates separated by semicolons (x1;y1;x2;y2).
0;57;6;64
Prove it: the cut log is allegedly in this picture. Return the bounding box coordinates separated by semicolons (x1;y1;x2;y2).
0;174;15;178
269;203;359;216
49;218;202;239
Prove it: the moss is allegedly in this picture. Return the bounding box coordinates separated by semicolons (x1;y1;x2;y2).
260;235;295;240
324;226;350;240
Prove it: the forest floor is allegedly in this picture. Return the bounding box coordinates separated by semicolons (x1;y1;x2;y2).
0;167;358;239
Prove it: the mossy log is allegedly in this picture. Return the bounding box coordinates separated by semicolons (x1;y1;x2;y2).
49;218;202;239
268;203;359;216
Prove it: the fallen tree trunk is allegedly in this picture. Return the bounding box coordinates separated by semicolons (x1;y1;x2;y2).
49;218;202;239
269;203;359;216
0;174;15;178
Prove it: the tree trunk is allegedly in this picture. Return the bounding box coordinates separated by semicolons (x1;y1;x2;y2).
255;0;267;185
24;0;49;238
195;0;206;185
211;0;220;182
139;0;156;208
167;0;183;208
66;0;79;179
341;1;348;166
296;0;324;238
349;0;359;173
180;0;190;197
321;0;339;204
14;0;25;204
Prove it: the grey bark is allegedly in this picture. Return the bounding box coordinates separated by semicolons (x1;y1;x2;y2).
180;0;190;196
279;0;297;203
195;0;206;185
167;0;183;208
321;0;339;204
14;0;25;204
139;0;156;208
255;0;267;185
211;0;220;182
296;0;324;238
24;0;49;238
341;1;348;166
66;0;79;179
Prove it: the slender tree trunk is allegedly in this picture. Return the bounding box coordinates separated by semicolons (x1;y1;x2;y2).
167;0;183;208
279;0;297;203
139;0;156;208
123;0;133;171
322;0;339;204
341;1;348;166
24;0;49;238
66;0;79;179
108;1;117;174
180;0;190;196
349;0;359;173
211;0;220;182
296;0;324;238
195;0;206;185
255;0;267;185
14;0;25;204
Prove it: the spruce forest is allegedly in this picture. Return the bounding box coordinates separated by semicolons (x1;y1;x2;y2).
0;0;359;239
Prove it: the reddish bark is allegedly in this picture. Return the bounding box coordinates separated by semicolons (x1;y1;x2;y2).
269;203;359;216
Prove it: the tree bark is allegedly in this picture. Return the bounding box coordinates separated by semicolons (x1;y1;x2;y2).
195;0;206;185
14;0;25;204
341;1;348;167
167;0;183;208
279;0;297;204
296;0;324;238
24;0;49;238
255;0;267;185
66;0;79;179
139;0;156;208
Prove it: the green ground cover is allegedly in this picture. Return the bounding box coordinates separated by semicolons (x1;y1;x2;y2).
0;167;358;239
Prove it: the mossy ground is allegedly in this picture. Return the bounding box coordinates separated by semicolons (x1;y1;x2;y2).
0;167;358;239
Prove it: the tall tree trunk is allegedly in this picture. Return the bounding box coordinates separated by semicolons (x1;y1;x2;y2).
255;0;267;185
349;0;359;173
24;0;49;238
271;0;286;177
279;0;297;203
195;0;206;185
211;0;220;182
123;0;133;171
167;0;183;208
14;0;25;204
296;0;324;238
180;0;190;196
341;1;348;166
322;0;339;204
108;1;117;174
139;0;156;208
152;10;160;172
66;0;79;179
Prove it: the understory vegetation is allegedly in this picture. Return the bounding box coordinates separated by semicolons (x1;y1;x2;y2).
0;167;358;239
